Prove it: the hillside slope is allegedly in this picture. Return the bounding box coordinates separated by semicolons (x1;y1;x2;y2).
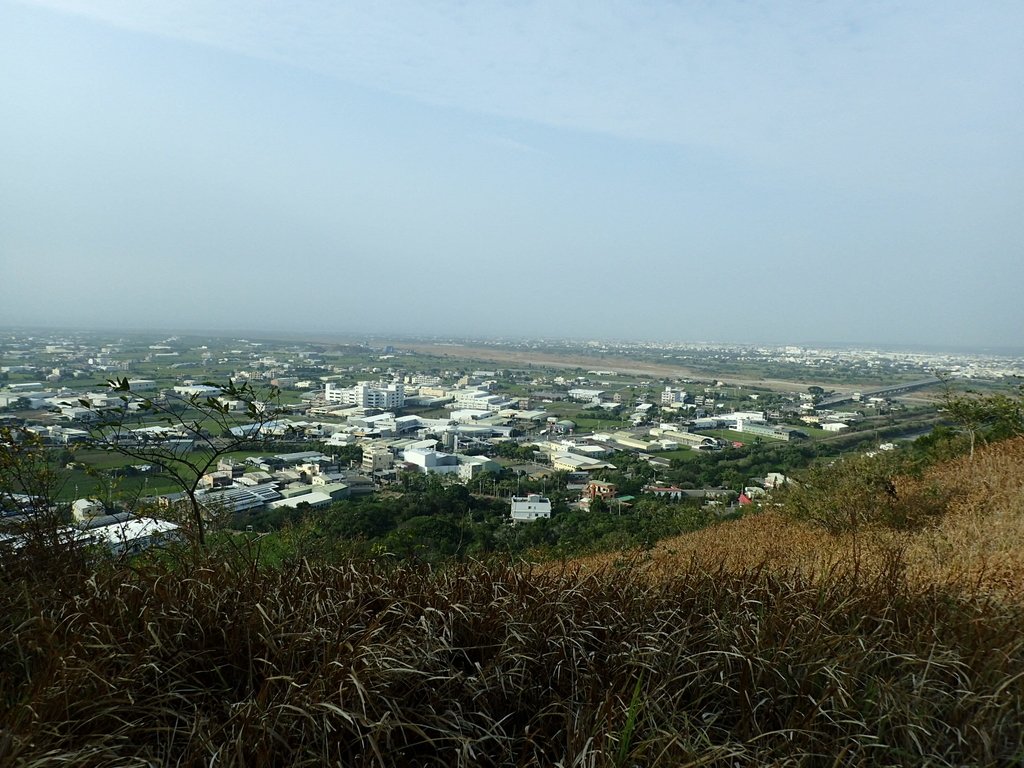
578;437;1024;597
2;439;1023;766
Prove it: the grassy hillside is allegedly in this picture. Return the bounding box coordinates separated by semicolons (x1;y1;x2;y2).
580;436;1024;596
2;439;1023;766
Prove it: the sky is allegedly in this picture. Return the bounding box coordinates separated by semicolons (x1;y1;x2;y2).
1;1;1022;350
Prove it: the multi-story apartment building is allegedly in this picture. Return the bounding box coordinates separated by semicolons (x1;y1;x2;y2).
324;381;405;409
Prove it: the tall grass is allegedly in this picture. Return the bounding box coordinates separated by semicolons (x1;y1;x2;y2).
600;436;1024;598
2;546;1023;766
3;437;1023;765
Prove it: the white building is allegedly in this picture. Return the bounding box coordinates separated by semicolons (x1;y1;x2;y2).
661;387;688;405
723;411;766;425
402;447;500;480
324;381;405;409
84;517;181;556
403;446;459;474
449;390;514;412
72;498;106;522
567;388;604;403
173;384;222;398
362;443;395;474
510;494;552;522
0;391;58;409
267;492;333;511
551;453;616;473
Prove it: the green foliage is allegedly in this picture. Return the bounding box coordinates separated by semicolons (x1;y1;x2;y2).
492;441;539;461
782;453;947;534
243;482;716;564
330;442;363;466
77;377;285;548
616;672;645;767
0;426;67;514
939;377;1024;458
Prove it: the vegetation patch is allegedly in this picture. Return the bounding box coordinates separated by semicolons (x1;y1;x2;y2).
3;542;1024;766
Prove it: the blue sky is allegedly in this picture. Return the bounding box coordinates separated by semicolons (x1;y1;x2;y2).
1;0;1022;349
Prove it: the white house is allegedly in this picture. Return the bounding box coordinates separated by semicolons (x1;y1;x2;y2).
510;494;551;522
72;498;106;522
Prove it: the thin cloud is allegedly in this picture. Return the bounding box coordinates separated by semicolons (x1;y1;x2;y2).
20;0;1024;171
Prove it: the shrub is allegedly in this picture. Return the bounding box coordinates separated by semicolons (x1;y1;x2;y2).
782;452;949;534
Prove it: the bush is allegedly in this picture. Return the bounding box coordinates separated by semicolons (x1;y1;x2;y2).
782;452;950;534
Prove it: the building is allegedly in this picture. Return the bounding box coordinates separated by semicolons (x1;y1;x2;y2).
821;422;849;432
510;494;552;522
324;381;405;409
661;387;688;405
402;447;501;480
173;384;222;398
71;498;106;522
720;411;766;427
190;485;283;514
642;485;689;500
585;480;617;500
81;516;181;556
736;421;797;441
608;432;654;452
449;390;515;412
362;443;395;474
267;492;333;511
402;447;458;474
551;453;617;473
567;388;604;403
455;455;501;480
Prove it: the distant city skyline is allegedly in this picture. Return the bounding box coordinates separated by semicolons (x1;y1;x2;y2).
4;322;1023;360
2;1;1022;349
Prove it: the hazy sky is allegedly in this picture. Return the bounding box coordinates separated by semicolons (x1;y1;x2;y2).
2;1;1022;349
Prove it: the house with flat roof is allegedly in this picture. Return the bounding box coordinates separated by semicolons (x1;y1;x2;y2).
510;494;551;522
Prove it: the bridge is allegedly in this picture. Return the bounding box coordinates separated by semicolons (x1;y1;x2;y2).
816;377;941;408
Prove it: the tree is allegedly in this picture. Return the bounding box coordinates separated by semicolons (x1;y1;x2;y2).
0;396;31;413
781;453;945;534
0;425;103;582
939;376;1024;459
75;378;285;548
0;426;72;544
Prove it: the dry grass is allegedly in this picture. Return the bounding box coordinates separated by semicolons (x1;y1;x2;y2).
586;437;1024;598
2;552;1024;764
2;439;1023;766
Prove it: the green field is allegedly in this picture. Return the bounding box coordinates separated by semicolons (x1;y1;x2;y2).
57;448;278;501
571;416;628;431
701;429;777;444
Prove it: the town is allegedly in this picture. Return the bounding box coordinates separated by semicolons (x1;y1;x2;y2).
3;328;1018;558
